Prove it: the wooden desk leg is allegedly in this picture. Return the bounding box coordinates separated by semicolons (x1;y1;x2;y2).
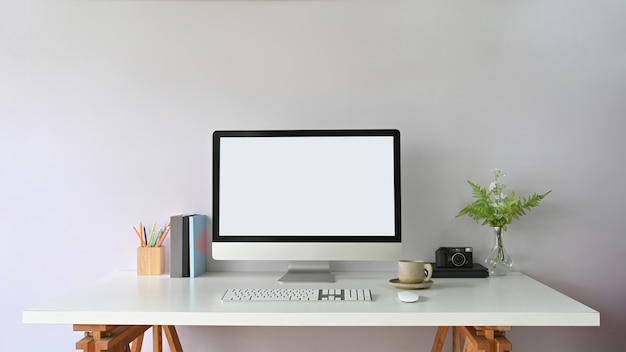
153;325;163;352
75;325;116;352
494;336;512;352
474;327;512;352
163;326;184;352
431;326;449;352
74;325;150;352
453;326;490;352
74;325;182;352
453;327;460;352
151;325;184;352
76;335;95;352
95;325;151;352
131;333;144;352
483;329;495;352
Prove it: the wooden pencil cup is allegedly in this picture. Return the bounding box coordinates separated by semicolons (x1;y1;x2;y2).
137;246;165;275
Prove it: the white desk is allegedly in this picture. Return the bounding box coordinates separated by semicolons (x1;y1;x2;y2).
22;271;599;351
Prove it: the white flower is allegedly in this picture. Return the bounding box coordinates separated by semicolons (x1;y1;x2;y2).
489;181;507;192
490;168;505;178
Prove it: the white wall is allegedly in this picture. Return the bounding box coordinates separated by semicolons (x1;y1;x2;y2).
2;0;625;350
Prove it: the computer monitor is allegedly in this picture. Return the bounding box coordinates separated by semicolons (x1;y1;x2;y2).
212;129;402;282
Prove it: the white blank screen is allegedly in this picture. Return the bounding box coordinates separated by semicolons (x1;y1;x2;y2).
218;136;396;237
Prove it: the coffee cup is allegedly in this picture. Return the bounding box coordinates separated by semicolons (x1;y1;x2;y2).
398;260;433;284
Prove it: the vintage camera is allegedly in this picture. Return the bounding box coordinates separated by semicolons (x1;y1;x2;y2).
435;247;473;268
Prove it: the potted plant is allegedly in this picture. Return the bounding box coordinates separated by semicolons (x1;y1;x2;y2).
456;168;551;275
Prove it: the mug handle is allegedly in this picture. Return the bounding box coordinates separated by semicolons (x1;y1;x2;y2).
424;263;433;281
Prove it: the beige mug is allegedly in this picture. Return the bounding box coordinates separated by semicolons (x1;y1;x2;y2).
398;260;433;284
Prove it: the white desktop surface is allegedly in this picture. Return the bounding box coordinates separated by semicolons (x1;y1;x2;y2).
22;271;599;328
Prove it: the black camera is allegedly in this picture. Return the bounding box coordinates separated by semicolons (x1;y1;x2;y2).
436;247;473;268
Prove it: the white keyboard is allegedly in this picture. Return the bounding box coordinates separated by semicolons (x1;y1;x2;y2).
222;288;372;301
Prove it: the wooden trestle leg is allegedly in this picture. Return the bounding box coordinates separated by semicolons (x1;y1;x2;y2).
74;325;183;352
431;326;449;352
431;326;512;352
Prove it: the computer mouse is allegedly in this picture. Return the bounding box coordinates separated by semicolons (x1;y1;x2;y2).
397;291;420;303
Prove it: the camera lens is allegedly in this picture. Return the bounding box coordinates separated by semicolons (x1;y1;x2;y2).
450;252;467;267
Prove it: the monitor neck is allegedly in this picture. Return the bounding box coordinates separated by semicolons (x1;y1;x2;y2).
278;261;334;283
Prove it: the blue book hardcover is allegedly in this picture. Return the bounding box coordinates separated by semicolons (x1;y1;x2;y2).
189;214;207;277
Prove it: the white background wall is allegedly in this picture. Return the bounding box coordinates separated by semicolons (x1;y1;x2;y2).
2;0;625;350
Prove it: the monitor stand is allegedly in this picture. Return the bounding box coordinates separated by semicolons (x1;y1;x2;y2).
278;261;335;283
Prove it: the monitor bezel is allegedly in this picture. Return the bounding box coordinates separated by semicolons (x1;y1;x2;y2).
212;129;401;244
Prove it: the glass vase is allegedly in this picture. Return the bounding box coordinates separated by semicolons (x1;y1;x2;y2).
485;227;513;276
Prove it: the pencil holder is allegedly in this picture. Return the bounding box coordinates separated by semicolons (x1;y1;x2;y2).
137;246;165;275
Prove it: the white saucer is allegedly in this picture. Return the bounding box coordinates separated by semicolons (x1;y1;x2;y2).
388;278;433;290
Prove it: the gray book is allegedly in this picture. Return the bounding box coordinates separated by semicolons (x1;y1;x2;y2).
170;214;190;277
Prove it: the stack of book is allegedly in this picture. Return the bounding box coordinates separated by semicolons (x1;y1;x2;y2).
170;214;207;278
